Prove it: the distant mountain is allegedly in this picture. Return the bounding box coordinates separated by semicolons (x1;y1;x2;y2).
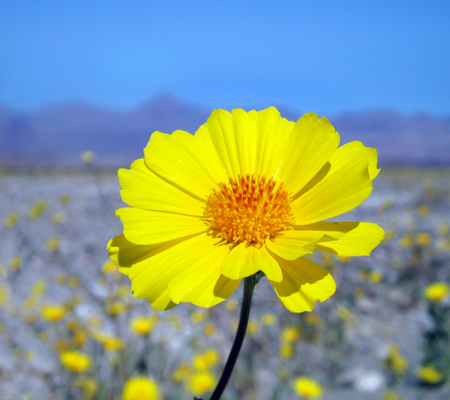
1;94;449;167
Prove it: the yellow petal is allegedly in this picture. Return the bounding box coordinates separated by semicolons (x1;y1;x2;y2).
265;230;325;260
144;130;228;199
200;107;295;179
276;113;340;195
269;255;336;313
169;263;241;308
112;234;223;309
220;243;283;282
116;208;207;245
311;221;385;256
119;158;204;215
292;141;374;225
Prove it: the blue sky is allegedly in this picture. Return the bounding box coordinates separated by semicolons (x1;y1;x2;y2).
1;0;449;116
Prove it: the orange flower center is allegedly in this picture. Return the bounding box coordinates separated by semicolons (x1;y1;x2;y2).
205;174;293;247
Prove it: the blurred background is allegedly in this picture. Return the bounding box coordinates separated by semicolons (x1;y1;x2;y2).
1;1;450;399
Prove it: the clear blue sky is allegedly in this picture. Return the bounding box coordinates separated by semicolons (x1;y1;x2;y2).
1;0;449;116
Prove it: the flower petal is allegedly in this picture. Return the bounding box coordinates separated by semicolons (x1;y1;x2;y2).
111;234;225;309
265;230;325;260
144;130;228;199
269;255;336;313
275;113;340;194
307;221;385;256
220;243;283;282
292;141;375;225
168;261;241;308
119;158;204;215
116;208;207;245
199;107;295;179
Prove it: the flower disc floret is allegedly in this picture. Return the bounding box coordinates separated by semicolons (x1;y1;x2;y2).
205;174;293;247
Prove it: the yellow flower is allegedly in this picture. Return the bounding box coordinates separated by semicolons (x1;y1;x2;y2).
417;365;442;384
5;211;19;228
417;205;429;218
0;283;11;307
107;301;127;315
9;255;22;270
204;323;216;336
281;326;300;343
247;320;259;335
292;376;323;398
368;270;383;284
75;377;98;400
261;313;277;325
122;376;161;400
94;333;124;352
400;235;412;248
280;343;294;359
415;233;432;246
224;299;238;311
52;213;65;224
28;200;47;219
130;315;157;335
81;151;95;164
108;108;384;312
385;345;408;374
60;351;91;372
187;371;215;396
337;307;358;325
424;282;449;302
102;260;118;274
193;349;220;370
190;309;208;324
59;194;71;205
438;223;449;237
42;305;66;322
46;237;60;252
172;363;193;383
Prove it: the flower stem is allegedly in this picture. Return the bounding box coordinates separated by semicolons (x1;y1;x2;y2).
209;275;256;400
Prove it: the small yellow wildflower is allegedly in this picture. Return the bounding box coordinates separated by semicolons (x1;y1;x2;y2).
438;223;449;237
81;151;95;164
98;335;124;352
400;235;413;248
122;376;161;400
172;363;193;383
45;237;60;252
280;343;294;359
190;309;208;324
102;260;118;274
416;233;432;246
417;365;442;384
187;371;215;397
68;276;80;288
28;200;47;219
59;194;71;204
75;377;98;400
247;320;259;335
130;315;157;335
261;313;277;325
424;282;450;302
418;205;430;218
204;323;216;336
281;326;300;343
385;345;408;374
52;213;64;224
304;314;322;327
382;389;408;400
9;255;22;270
60;351;91;372
224;299;238;311
31;279;46;297
0;283;11;307
42;305;66;322
107;301;127;315
368;270;383;284
337;307;358;325
193;349;220;370
5;211;19;228
292;376;323;398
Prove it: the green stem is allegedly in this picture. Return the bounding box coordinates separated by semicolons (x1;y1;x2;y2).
209;275;256;400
